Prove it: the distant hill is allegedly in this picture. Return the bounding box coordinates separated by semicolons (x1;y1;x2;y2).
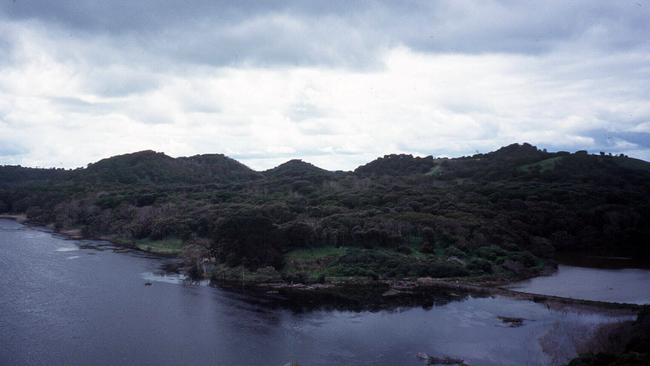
81;150;183;184
4;143;649;185
177;153;261;182
0;165;69;185
2;142;650;280
78;150;259;185
487;142;548;163
264;159;331;178
354;154;435;176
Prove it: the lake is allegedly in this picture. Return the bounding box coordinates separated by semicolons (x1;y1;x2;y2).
0;220;637;366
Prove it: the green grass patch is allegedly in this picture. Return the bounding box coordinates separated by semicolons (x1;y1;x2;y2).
135;237;184;255
282;245;471;281
426;165;443;176
518;156;563;173
283;246;348;281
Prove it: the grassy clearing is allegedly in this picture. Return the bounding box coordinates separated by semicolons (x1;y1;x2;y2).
135;238;184;255
280;243;545;282
283;246;347;281
426;165;443;176
518;156;563;173
282;245;473;281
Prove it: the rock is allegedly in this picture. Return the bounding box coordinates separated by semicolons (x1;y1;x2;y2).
382;289;401;297
447;256;466;266
502;259;524;274
497;316;524;327
416;277;435;286
416;352;470;365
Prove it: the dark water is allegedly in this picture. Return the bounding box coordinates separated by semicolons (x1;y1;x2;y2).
0;220;633;366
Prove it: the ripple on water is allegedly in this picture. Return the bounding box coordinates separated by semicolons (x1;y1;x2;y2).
55;247;79;252
141;271;210;286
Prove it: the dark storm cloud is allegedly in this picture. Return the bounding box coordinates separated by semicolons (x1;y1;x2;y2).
0;0;379;68
2;1;649;68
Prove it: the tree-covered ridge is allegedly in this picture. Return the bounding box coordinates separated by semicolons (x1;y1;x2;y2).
81;150;261;185
264;159;333;179
354;154;436;176
2;143;650;281
0;165;68;184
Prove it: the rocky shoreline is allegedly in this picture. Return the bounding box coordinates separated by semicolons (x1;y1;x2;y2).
225;276;643;314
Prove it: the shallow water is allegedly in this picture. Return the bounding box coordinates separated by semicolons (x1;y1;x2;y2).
508;263;650;305
0;220;633;366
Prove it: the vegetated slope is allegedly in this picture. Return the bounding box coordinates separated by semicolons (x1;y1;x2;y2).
0;165;69;185
2;143;650;282
264;159;332;179
78;150;260;185
354;154;435;176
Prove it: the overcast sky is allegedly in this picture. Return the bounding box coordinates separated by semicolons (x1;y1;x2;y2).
1;1;649;170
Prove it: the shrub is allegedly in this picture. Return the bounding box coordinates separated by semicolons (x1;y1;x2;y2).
467;258;493;274
474;245;507;260
420;240;435;254
396;245;412;255
445;246;466;258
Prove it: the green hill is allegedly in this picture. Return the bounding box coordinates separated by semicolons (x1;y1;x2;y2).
2;143;650;282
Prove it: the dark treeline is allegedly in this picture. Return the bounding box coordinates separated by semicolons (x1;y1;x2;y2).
2;143;650;281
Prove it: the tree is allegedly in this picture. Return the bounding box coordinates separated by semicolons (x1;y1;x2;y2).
211;215;283;269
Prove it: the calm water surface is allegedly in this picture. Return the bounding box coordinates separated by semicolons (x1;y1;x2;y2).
508;262;650;305
0;220;634;366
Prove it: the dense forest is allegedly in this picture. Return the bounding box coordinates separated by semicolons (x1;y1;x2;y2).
2;143;650;282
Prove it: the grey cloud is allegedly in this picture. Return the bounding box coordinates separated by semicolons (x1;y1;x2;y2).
287;99;326;122
232;146;361;161
0;1;272;33
2;1;650;168
0;1;369;33
2;1;649;69
0;139;27;157
0;30;16;68
45;96;117;114
184;100;221;115
583;129;650;151
82;69;160;97
157;16;380;69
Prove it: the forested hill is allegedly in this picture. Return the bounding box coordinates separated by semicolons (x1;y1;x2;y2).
2;143;650;281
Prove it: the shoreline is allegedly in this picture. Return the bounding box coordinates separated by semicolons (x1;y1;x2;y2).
0;215;179;256
240;276;642;314
2;215;645;365
0;215;643;314
0;214;27;223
